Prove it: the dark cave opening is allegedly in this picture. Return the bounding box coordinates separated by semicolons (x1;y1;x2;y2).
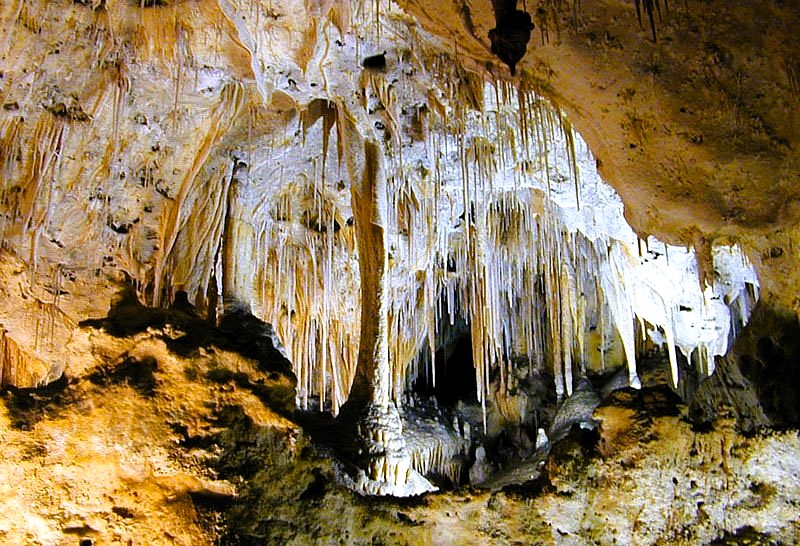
412;301;479;407
413;326;479;407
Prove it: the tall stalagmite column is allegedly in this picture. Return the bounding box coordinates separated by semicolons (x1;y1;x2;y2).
337;110;434;496
349;140;391;407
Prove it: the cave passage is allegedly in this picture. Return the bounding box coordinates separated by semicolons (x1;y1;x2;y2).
414;324;479;407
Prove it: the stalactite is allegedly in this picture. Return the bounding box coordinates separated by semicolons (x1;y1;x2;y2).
169;161;232;306
634;0;664;42
0;116;24;243
406;417;469;485
256;112;362;414
0;116;23;178
0;0;770;500
12;115;68;284
0;328;52;388
137;2;184;68
151;82;245;306
217;2;761;440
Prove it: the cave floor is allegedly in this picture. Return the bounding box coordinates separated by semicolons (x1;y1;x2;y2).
0;321;798;546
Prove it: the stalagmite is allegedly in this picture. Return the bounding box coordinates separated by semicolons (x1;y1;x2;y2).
335;104;434;496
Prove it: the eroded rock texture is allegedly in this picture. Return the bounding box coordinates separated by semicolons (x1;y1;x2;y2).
0;295;797;544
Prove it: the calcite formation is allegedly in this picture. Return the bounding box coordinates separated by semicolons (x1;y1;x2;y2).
0;0;793;500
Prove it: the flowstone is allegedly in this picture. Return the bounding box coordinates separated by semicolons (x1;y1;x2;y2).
346;401;436;496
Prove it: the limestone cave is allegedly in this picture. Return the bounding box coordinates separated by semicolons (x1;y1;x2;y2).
0;0;798;544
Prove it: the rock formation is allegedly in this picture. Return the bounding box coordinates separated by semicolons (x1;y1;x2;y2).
0;0;798;543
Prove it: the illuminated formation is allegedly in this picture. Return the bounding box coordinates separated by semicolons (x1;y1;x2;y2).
0;0;762;496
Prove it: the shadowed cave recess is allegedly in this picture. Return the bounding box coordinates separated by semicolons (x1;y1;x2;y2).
0;0;799;544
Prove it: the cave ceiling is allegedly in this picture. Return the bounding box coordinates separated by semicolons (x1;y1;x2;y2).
0;0;796;397
396;0;800;305
0;0;796;303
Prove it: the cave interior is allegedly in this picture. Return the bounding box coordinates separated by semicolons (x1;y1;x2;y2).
0;0;798;544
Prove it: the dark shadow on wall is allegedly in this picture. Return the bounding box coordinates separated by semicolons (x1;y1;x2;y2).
688;301;800;432
79;283;297;414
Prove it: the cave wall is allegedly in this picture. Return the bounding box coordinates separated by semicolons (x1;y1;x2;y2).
0;0;793;405
0;0;798;538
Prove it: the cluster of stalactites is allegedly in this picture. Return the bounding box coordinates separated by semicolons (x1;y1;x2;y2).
390;191;758;431
374;79;759;428
431;194;635;408
255;177;361;415
237;1;759;421
375;80;615;422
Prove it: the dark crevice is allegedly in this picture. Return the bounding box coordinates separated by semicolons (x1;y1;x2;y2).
361;52;387;71
488;1;535;76
413;329;478;407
